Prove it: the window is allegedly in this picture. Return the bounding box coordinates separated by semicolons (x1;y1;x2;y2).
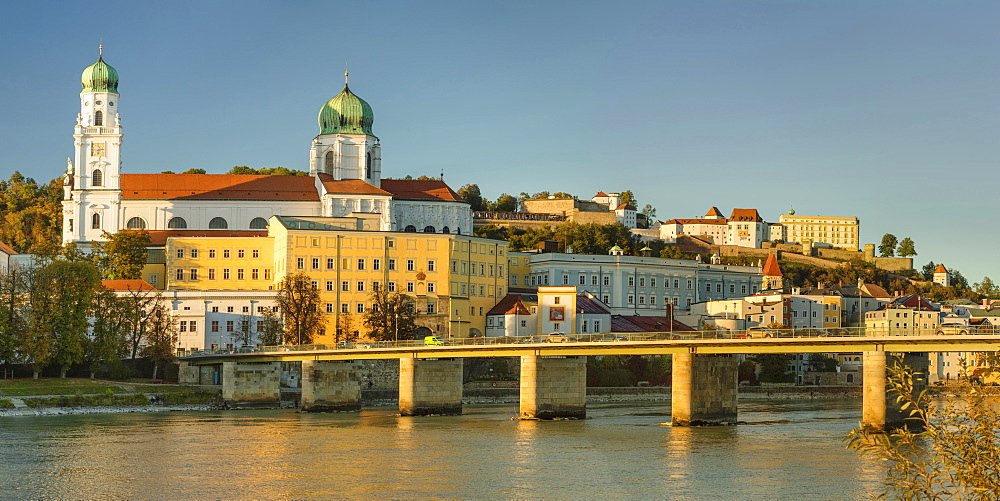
326;303;334;313
341;304;349;313
190;269;198;280
189;321;197;332
92;213;101;229
404;225;416;232
191;249;198;258
629;276;635;287
209;217;229;229
373;259;380;270
223;250;230;259
639;296;645;305
126;217;146;230
428;260;435;272
94;110;103;126
327;258;335;269
326;281;334;291
167;217;187;229
342;281;349;291
176;269;184;281
579;275;586;285
729;284;735;294
628;295;634;304
252;269;259;280
687;279;693;290
563;275;569;285
388;259;396;270
237;269;244;280
236;250;244;259
593;320;601;332
427;282;436;293
179;321;187;333
442;226;450;234
603;295;610;304
211;321;219;332
209;249;216;258
226;321;234;332
176;249;185;258
427;303;436;314
92;169;103;186
365;152;372;178
705;283;711;292
357;281;365;292
212;306;219;313
208;269;216;280
554;297;561;305
356;304;365;313
388;282;396;292
407;282;415;292
423;226;436;233
407;260;415;271
325;151;334;171
673;279;680;288
223;269;230;280
264;269;271;280
716;284;722;293
592;276;598;286
297;258;304;269
249;217;268;229
603;276;610;286
372;281;379;291
312;258;320;270
639;277;645;287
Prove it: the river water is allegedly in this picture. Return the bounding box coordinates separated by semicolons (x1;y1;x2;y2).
0;400;883;500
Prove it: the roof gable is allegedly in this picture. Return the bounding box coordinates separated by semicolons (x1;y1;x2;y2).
729;208;763;222
0;241;15;255
380;179;464;202
762;254;782;276
318;174;391;195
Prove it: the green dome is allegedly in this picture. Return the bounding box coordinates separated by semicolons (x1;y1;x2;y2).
318;82;374;135
81;56;119;94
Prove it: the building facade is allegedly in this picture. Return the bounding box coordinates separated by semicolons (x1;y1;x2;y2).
777;212;860;250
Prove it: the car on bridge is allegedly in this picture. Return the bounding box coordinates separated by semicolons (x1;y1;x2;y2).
935;323;978;336
793;328;832;338
424;336;449;346
744;327;786;338
544;332;578;343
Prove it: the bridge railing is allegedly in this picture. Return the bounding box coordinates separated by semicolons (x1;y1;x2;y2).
181;324;995;357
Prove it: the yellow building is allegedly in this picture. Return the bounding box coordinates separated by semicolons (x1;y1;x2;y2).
777;213;859;250
506;251;534;288
821;296;843;329
164;215;508;344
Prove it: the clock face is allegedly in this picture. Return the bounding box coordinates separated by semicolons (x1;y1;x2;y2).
91;143;106;157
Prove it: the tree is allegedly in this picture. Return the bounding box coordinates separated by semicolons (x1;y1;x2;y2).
457;184;487;211
338;313;358;342
86;288;131;378
847;357;1000;499
619;190;637;208
639;204;657;228
879;233;898;257
0;263;28;368
807;354;838;372
226;165;308;176
897;237;917;258
490;193;518;212
33;260;102;377
974;277;999;298
142;302;177;380
257;308;283;346
363;289;418;341
755;354;793;383
277;273;323;345
90;230;151;280
0;172;63;254
234;314;254;346
921;261;937;280
120;286;161;359
181;168;206;174
517;192;531;212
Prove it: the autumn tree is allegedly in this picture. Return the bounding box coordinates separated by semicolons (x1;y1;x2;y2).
90;229;151;280
0;172;63;254
897;237;917;258
879;233;898;257
143;302;177;380
257;307;283;346
226;165;308;176
338;313;358;342
277;273;323;345
363;288;418;341
234;314;254;346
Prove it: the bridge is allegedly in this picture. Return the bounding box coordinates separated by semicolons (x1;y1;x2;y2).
180;331;1000;431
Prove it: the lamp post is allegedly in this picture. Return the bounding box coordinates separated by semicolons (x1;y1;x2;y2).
395;312;399;344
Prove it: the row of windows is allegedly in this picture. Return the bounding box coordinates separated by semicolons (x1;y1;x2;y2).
323;280;437;294
175;248;261;259
322;302;437;315
296;257;434;272
103;216;270;231
175;268;272;281
402;225;460;234
453;261;502;277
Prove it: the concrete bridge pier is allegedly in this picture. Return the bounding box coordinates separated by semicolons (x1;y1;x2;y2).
671;353;738;426
222;361;281;408
399;358;464;416
178;361;199;384
519;355;587;420
862;351;929;432
301;360;363;412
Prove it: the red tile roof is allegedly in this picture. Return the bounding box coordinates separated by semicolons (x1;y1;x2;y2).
594;191;609;198
704;206;724;217
663;218;728;225
121;174;319;201
317;173;391;195
380;179;464;202
614;203;636;211
102;279;156;291
762;254;783;276
0;241;16;255
486;293;536;316
729;208;763;222
934;264;948;274
145;230;268;246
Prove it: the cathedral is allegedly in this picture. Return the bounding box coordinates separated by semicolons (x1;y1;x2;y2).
61;51;472;245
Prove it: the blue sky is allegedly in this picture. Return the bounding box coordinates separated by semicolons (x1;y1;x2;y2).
3;1;999;284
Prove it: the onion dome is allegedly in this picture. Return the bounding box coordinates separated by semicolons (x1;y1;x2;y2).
318;73;374;135
81;52;119;94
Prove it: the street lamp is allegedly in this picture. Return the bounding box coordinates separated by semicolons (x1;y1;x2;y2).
395;312;399;344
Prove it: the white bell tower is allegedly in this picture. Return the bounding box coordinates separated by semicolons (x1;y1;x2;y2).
62;46;124;244
309;72;382;183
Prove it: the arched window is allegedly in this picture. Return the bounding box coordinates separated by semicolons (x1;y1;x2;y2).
126;217;146;230
404;225;417;233
423;226;436;233
846;374;854;384
92;169;103;187
325;151;334;172
441;226;450;234
94;110;103;126
209;217;228;229
249;217;268;229
365;152;372;179
167;217;187;229
91;213;101;229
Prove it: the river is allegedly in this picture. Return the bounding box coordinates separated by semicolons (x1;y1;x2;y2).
0;400;883;500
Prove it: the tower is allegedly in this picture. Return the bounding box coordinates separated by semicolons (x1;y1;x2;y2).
63;47;123;244
933;264;950;287
309;72;382;183
761;254;784;290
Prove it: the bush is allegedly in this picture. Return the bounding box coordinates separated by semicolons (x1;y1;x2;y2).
0;399;14;409
108;361;133;380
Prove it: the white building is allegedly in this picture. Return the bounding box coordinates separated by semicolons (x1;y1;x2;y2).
777;212;860;250
61;52;471;247
658;207;778;248
511;250;763;314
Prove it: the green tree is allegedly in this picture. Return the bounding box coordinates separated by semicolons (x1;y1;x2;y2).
755;354;793;383
921;261;937;280
897;237;917;258
142;301;177;380
807;354;838;372
45;261;102;377
181;168;206;174
974;277;999;298
363;289;418;341
234;314;254;346
90;230;151;280
457;184;487;211
619;190;637;208
0;263;28;368
338;313;358;342
879;233;898;257
639;204;657;228
847;357;1000;499
86;288;131;378
490;193;518;212
225;165;308;176
277;273;323;345
0;172;63;254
